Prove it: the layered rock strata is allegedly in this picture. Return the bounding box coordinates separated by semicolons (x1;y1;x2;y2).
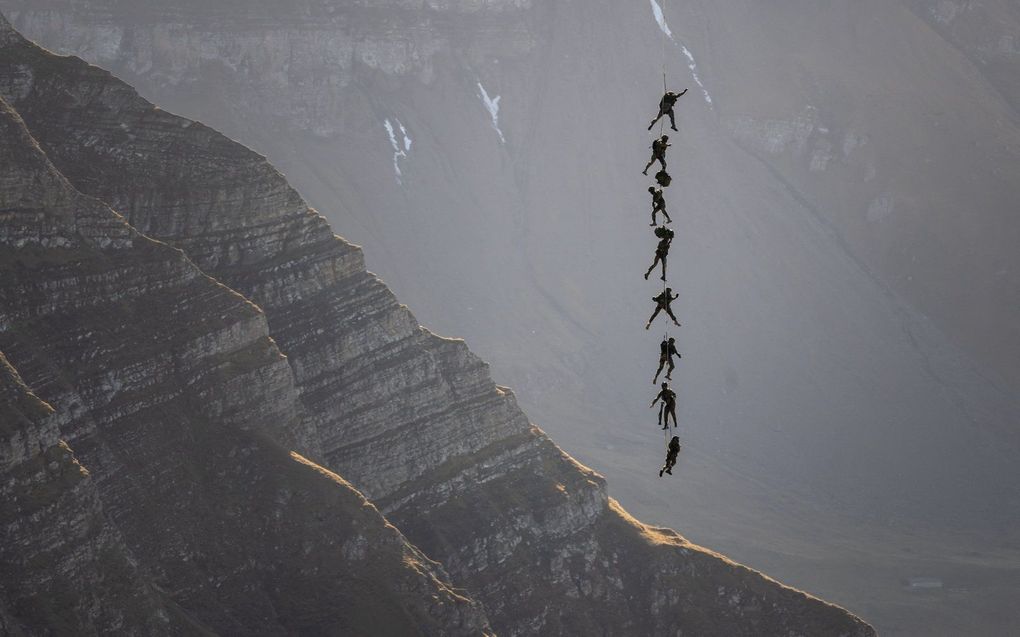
0;90;491;635
0;0;538;136
0;351;173;635
0;15;874;636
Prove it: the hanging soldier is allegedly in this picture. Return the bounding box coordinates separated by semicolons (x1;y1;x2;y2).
643;134;671;175
653;336;681;384
648;186;671;226
659;435;682;477
644;225;674;282
650;382;678;430
648;88;688;131
646;287;681;330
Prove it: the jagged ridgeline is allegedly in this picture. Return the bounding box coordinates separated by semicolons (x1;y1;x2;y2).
0;14;873;636
0;89;491;635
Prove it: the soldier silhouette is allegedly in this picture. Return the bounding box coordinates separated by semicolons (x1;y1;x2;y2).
649;186;671;226
643;135;671;175
659;436;682;476
646;287;681;330
648;88;688;131
653;337;681;384
644;226;674;282
650;382;678;430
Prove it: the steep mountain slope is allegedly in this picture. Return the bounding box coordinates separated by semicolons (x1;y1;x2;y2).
0;14;875;636
0;351;175;635
905;0;1020;114
0;92;491;636
700;0;1020;393
10;2;1018;633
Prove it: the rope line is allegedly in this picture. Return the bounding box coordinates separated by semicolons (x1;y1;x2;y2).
653;0;674;453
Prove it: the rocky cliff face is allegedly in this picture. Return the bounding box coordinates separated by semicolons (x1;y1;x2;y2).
0;350;172;635
0;83;491;635
0;0;537;137
0;13;874;636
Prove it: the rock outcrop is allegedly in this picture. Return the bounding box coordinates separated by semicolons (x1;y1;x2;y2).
0;350;173;635
0;87;491;635
0;14;873;636
0;0;538;137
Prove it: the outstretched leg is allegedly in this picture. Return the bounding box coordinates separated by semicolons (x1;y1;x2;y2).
653;356;667;383
643;155;658;175
668;109;677;131
665;356;675;381
659;255;667;281
652;204;670;226
666;405;677;428
646;305;663;329
660;455;673;477
644;254;662;280
665;305;681;326
648;110;665;131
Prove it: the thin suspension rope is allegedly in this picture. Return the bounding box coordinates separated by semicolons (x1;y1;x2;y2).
659;0;667;137
660;0;668;95
663;398;670;445
642;0;676;453
658;0;672;449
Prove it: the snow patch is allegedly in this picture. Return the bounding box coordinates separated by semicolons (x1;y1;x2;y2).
650;0;673;39
680;45;713;105
384;118;411;184
477;82;506;144
398;120;412;153
648;0;713;105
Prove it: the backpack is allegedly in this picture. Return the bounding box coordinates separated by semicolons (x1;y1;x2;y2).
655;170;672;187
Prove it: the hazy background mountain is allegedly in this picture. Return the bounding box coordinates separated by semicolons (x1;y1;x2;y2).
5;0;1019;634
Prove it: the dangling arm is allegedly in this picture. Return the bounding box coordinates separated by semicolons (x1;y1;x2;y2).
650;390;663;408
